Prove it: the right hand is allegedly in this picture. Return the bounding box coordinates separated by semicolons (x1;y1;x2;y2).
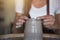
16;15;29;28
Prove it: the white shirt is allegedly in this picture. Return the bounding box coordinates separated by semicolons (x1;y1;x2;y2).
15;0;60;18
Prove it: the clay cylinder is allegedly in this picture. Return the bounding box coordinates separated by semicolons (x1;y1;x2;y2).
24;18;43;40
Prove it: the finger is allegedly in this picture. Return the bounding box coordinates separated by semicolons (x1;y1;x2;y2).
38;15;49;19
43;18;55;22
18;19;25;23
16;22;23;28
37;15;54;20
44;25;52;29
19;16;29;20
16;19;25;25
16;22;23;25
16;20;25;25
43;24;53;29
43;21;54;26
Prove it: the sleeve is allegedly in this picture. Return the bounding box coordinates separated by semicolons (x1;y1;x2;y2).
15;0;24;13
56;7;60;14
56;0;60;14
49;0;56;16
49;0;60;16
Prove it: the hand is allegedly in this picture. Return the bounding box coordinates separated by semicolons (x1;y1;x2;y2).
37;15;55;29
16;15;29;28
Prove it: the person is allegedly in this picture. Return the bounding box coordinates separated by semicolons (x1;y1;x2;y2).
13;0;60;33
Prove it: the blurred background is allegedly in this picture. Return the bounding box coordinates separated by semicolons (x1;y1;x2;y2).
0;0;15;34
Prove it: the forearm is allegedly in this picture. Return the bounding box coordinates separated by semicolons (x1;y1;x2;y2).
12;13;23;33
52;14;60;34
54;14;60;29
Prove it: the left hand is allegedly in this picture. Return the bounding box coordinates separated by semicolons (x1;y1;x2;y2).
37;15;55;29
